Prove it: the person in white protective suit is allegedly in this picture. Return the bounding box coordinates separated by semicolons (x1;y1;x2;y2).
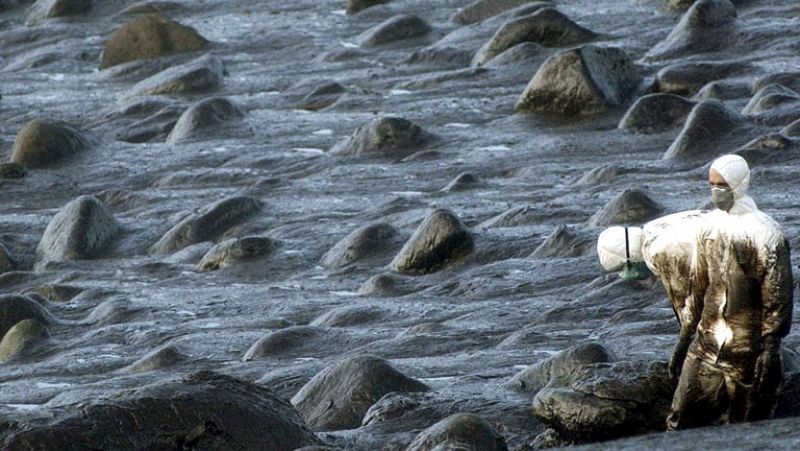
597;210;710;386
666;154;794;429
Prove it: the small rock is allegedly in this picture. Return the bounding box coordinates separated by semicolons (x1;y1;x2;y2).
587;189;663;227
753;72;800;95
390;209;474;275
127;54;224;97
515;45;640;116
196;236;275;272
291;355;428;431
484;41;542;68
693;80;752;101
123;345;185;374
4;372;322;450
781;119;800;137
0;244;15;274
150;196;262;255
357;14;431;48
530;225;594;258
655;61;751;96
243;326;370;361
116;103;184;143
9;119;91;169
573;165;620;186
358;273;417;297
405;413;508;451
362;392;421;426
298;81;346;111
330;117;433;157
452;0;549;25
26;0;91;25
645;0;737;61
742;83;800;115
101;13;207;69
618;93;696;133
441;172;481;192
0;295;53;338
346;0;389;15
505;342;614;394
310;306;386;328
472;8;596;67
662;99;747;160
166;97;244;144
36;195;121;263
320;223;403;270
0;319;48;363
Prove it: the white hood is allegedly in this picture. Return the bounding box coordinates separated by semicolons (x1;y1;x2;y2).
597;226;643;271
710;154;759;215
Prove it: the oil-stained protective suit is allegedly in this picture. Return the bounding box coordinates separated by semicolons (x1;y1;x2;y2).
597;211;710;384
667;157;794;429
641;210;709;385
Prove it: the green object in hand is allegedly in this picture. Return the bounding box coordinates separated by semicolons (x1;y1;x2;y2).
619;261;652;281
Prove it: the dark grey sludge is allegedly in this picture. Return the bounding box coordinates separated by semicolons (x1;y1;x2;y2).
1;0;800;450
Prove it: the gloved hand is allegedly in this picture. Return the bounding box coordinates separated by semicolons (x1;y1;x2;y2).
754;336;781;388
669;332;692;388
748;336;782;421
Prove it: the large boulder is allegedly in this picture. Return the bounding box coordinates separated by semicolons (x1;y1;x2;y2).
587;189;663;227
532;361;672;443
506;342;614;395
452;0;548;25
405;413;509;451
346;0;389;15
662;99;749;160
618;93;696;133
26;0;91;25
515;45;640;116
357;14;431;48
330;117;433;157
126;54;224;97
166;97;244;144
196;236;275;272
36;195;121;263
0;295;53;338
9;119;91;169
390;209;474;275
291;355;428;431
0;319;48;363
101;14;208;69
655;61;751;96
3;372;322;450
320;223;404;270
149;196;262;255
472;8;596;66
645;0;737;61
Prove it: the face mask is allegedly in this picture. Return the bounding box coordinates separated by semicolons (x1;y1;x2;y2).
619;261;653;281
711;186;734;212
